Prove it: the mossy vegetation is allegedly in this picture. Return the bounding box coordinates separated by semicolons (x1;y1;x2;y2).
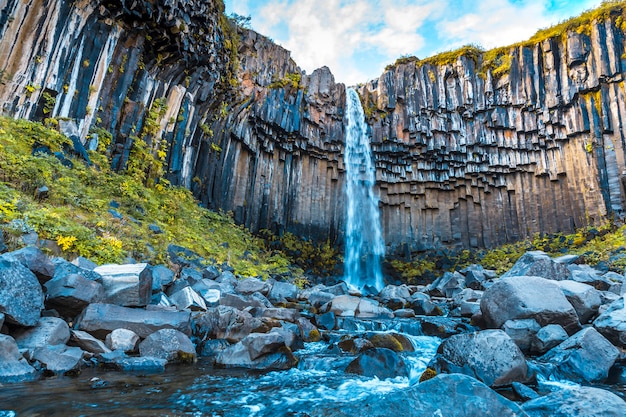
268;72;302;89
0;117;295;279
388;221;626;282
262;231;340;276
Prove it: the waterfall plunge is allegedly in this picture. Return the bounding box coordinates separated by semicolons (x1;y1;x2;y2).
343;88;385;293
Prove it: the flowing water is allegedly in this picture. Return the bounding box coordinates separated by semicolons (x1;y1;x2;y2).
343;88;385;293
0;333;441;417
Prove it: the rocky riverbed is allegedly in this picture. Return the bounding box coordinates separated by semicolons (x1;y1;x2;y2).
1;245;626;416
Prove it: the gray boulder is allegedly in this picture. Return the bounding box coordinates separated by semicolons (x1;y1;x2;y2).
28;345;84;375
480;275;580;334
593;295;626;346
379;284;411;310
69;330;111;354
346;347;408;379
75;303;191;338
138;328;196;363
44;273;105;317
461;264;495;290
523;386;626;417
236;277;270;295
169;286;207;311
502;319;541;352
13;317;70;348
150;265;175;293
94;263;152;307
215;334;297;370
51;257;102;282
409;292;440;315
531;324;568;354
568;264;613;290
297;317;321;342
323;295;393;319
267;281;298;304
428;271;465;298
427;329;528;387
538;327;618;383
3;246;55;282
0;334;38;383
192;306;262;343
556;280;601;323
503;251;570;280
0;257;44;326
105;328;140;353
322;373;526;417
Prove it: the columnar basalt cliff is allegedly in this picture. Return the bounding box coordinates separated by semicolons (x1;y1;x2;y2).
2;0;626;256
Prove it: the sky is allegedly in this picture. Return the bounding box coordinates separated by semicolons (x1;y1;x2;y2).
224;0;601;85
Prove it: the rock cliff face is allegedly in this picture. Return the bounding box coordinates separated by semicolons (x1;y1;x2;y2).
2;0;626;255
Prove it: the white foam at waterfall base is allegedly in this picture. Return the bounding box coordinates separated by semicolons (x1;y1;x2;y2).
343;88;385;293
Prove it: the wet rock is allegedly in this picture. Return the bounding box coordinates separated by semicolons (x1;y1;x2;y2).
428;271;465;298
215;336;297;370
315;311;336;330
138;328;196;363
29;345;84;375
409;292;440;315
94;263;152;307
378;284;411;310
427;329;528;387
523;386;626;417
0;257;44;326
44;273;105;317
105;328;140;353
69;330;111;354
192;306;262;343
366;332;414;352
346;347;408;379
530;324;568;354
480;275;580;334
502;319;541;353
557;280;601;323
297;317;321;342
75;303;191;339
13;317;70;348
326;373;526;417
355;297;394;319
511;382;539;402
502;251;571;281
0;334;38;383
170;286;207;311
418;316;476;338
98;350;167;372
538;327;618;383
593;295;626;346
394;308;416;318
337;337;375;354
305;289;335;308
71;256;97;271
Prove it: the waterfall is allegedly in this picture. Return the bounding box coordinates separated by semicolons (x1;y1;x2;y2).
343;88;385;293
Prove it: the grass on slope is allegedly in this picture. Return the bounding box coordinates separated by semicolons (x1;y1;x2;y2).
0;117;293;278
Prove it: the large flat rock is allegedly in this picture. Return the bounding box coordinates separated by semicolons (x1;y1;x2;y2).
75;303;191;339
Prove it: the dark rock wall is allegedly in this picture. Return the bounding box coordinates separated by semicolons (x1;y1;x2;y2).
2;0;626;255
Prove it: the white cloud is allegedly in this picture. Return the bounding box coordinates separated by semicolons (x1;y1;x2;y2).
237;0;603;85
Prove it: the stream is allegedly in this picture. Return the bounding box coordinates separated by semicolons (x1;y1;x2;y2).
0;334;440;416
